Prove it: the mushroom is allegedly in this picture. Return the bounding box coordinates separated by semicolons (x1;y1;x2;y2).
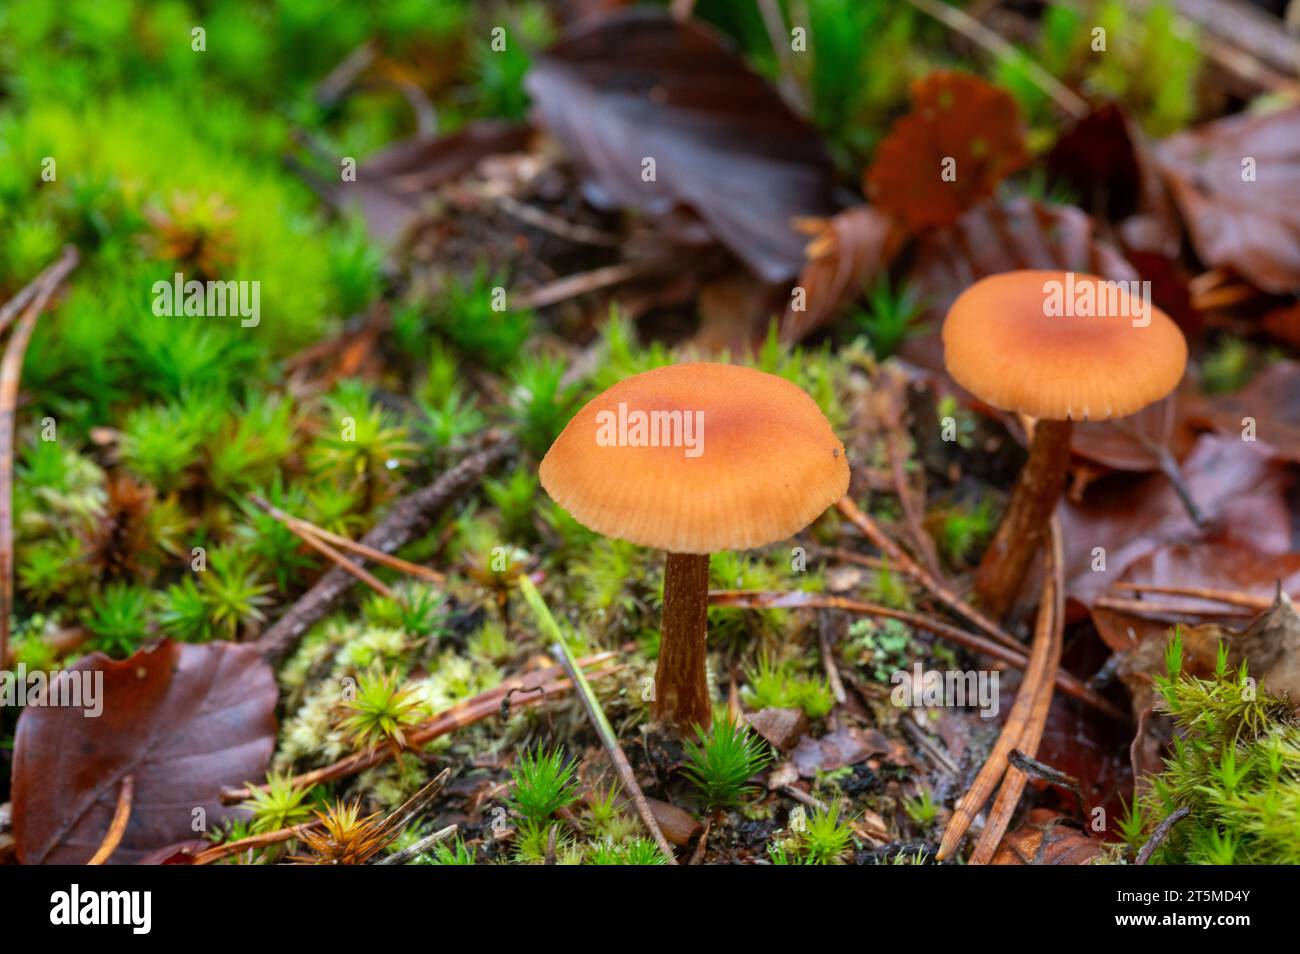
540;362;849;731
942;269;1187;618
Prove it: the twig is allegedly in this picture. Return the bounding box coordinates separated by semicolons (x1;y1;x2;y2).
1110;414;1204;528
1006;749;1088;816
969;514;1065;865
492;194;620;247
1136;805;1191;865
905;0;1088;117
375;824;458;865
836;497;1023;654
709;589;1122;719
1112;582;1275;611
518;576;677;864
880;374;945;578
277;509;398;600
250;494;446;585
0;245;80;688
1092;596;1252;619
936;517;1060;862
193;822;320;865
87;775;134;865
512;259;667;310
256;433;513;662
817;610;848;705
222;649;623;803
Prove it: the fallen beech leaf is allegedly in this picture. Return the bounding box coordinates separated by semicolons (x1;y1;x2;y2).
327;121;532;244
790;726;890;777
12;641;277;865
909;197;1137;312
745;707;808;752
1061;435;1292;609
990;808;1103;865
1068;391;1197;474
1154;106;1300;294
1090;540;1300;653
866;71;1028;231
526;9;836;282
778;206;904;345
1183;360;1300;464
1047;105;1149;221
1119;592;1300;713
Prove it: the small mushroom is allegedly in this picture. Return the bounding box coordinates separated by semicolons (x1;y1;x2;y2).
942;269;1187;618
540;362;849;732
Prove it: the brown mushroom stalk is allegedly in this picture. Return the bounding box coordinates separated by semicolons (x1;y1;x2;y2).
657;552;712;728
942;270;1187;620
973;418;1072;619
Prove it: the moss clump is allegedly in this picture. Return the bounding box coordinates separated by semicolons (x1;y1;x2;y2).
1121;633;1300;865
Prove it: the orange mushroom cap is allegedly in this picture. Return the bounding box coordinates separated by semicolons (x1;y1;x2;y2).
540;362;849;554
942;270;1188;421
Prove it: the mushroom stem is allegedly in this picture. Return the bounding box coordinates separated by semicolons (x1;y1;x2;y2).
655;552;712;732
974;418;1073;619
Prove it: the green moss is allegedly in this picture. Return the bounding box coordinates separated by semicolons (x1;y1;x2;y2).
1123;633;1300;865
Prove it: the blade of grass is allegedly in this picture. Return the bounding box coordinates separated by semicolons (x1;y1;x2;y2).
518;574;678;864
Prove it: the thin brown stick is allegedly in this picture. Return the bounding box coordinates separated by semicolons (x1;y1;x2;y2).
708;589;1122;719
936;525;1060;862
492;194;620;247
257;434;512;662
222;649;623;803
836;496;1022;654
1136;805;1190;865
87;774;134;865
1093;596;1252;618
0;245;80;687
818;610;848;705
280;512;397;599
250;494;445;585
194;822;320;865
969;515;1065;865
880;374;945;579
512;259;665;310
1112;582;1275;611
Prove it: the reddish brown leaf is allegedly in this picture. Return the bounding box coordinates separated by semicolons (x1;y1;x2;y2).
1061;435;1293;610
744;707;808;752
778;206;904;345
990;808;1103;865
525;9;837;282
866;71;1028;232
906;198;1137;341
1118;593;1300;715
12;640;277;865
1262;300;1300;351
1090;540;1300;653
790;726;890;778
1183;359;1300;464
1154;106;1300;294
1068;393;1194;474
